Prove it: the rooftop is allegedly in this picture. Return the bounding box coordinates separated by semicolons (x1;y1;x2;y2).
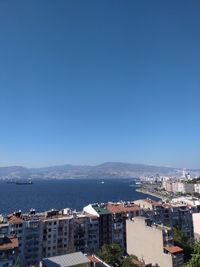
143;198;162;206
41;214;73;222
134;199;162;208
164;246;183;254
106;202;140;214
0;236;18;251
7;215;23;224
132;217;172;231
42;252;90;267
92;206;111;215
7;213;45;224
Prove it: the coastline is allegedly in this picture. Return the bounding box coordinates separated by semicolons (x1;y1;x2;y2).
136;188;167;201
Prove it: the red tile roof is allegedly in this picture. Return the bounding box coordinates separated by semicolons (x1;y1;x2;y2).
7;215;23;224
106;203;141;214
164;246;183;254
0;236;18;251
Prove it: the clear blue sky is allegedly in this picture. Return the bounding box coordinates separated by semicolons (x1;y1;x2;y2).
0;0;200;168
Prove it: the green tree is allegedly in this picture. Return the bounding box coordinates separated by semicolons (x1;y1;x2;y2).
173;227;194;262
98;243;123;266
185;242;200;267
121;255;138;267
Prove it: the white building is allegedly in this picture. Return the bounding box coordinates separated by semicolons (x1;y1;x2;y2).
194;184;200;194
171;196;200;207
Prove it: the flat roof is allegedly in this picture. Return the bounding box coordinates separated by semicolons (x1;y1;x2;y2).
106;203;140;214
42;252;90;267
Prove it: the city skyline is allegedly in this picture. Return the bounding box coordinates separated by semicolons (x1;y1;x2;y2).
0;1;200;168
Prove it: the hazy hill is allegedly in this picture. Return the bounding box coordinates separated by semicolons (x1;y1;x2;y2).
0;162;199;180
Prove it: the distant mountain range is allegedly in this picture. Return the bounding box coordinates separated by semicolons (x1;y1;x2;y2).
0;162;199;180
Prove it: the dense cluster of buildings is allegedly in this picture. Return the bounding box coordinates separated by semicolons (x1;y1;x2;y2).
1;195;200;267
162;178;199;194
161;170;200;195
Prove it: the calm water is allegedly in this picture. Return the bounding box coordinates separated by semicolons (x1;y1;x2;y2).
0;179;158;214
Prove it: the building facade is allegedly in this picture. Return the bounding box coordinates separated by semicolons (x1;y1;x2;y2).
106;201;141;250
126;217;184;267
0;235;19;267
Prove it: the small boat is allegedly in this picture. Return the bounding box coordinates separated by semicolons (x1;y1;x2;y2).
100;181;105;184
129;184;136;187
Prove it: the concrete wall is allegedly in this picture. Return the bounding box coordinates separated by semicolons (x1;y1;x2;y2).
193;213;200;240
126;217;173;267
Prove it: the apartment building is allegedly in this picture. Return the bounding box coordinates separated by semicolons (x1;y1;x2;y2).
73;213;89;254
135;199;194;237
194;183;200;194
42;209;99;258
42;209;74;258
106;201;141;250
0;218;9;236
21;212;43;266
126;217;184;267
0;235;18;267
7;211;24;263
7;210;43;267
162;180;195;194
164;203;194;237
0;199;193;266
171;196;200;208
84;214;99;254
83;204;112;248
134;199;166;225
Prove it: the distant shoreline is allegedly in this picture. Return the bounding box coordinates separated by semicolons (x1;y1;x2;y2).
136;188;165;201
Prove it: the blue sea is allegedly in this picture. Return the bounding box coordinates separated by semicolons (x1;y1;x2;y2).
0;179;159;214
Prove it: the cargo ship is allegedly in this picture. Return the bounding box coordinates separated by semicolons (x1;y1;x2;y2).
16;178;33;185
